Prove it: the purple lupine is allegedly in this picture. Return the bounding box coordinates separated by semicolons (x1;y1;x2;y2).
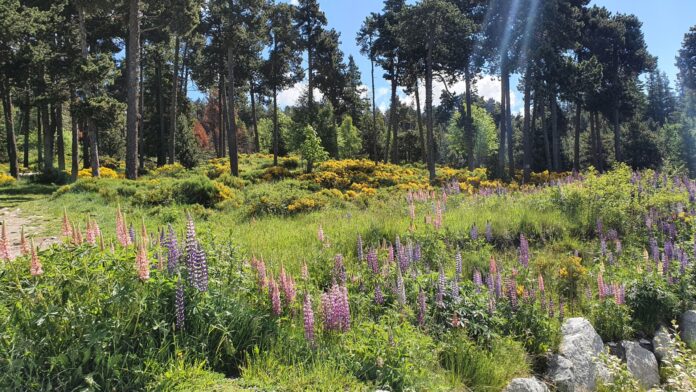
607;229;618;242
507;277;518;311
485;222;493;242
455;249;463;279
175;279;185;330
548;298;555;318
357;234;364;262
665;240;674;261
495;273;503;299
334;254;346;284
388;245;395;264
486;274;494;295
663;252;670;276
396;264;406;307
413;243;421;262
165;224;179;275
436;266;445;307
607;252;615;266
596;219;604;238
322;283;350;332
451;276;460;301
558;299;565;321
473;269;483;293
519;234;529;268
417;287;426;327
374;284;385;305
679;248;688;275
303;293;315;344
470;225;479;241
693;234;696;262
650;237;659;262
367;248;379;274
129;224;136;244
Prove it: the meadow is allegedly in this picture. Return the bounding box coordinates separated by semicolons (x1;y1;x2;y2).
1;155;696;391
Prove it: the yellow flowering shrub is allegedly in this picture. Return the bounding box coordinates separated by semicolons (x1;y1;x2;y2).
261;166;293;181
152;163;186;177
77;167;120;179
0;173;16;186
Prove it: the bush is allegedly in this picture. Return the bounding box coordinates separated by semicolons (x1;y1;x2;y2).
0;173;16;187
77;167;120;179
590;300;634;342
32;168;71;185
440;332;530;391
500;301;560;358
626;277;679;336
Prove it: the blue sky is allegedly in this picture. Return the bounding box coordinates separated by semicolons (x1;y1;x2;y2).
191;0;696;113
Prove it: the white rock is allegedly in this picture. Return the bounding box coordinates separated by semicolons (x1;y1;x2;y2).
621;341;660;389
548;318;608;392
680;310;696;346
504;378;550;392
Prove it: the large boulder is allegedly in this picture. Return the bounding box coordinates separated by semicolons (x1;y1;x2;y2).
548;318;609;392
653;325;675;362
621;341;660;389
680;310;696;346
503;378;549;392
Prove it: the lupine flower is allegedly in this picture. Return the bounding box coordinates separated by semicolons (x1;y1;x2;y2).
650;237;659;262
607;252;615;266
356;234;364;261
61;208;72;237
417;287;426;327
413;243;421;262
29;239;43;276
470;225;479;241
0;222;9;261
175;279;185;330
518;234;529;268
85;220;97;245
548;298;555;318
128;224;136;245
662;252;670;277
317;225;325;243
597;272;606;299
665;240;674;261
436;266;445;307
558;299;565;321
303;293;315;344
19;226;29;256
374;284;385;305
507;277;518;311
455;249;462;279
71;223;83;245
600;238;607;257
165;225;179;275
396;264;406;307
192;242;209;291
116;206;130;247
485;222;493;242
321;283;350;332
334;254;346;284
596;219;604;238
473;269;483;292
367;248;379;274
388;245;394;264
269;276;282;316
280;267;297;305
301;261;309;281
254;257;268;289
136;243;150;281
496;273;503;299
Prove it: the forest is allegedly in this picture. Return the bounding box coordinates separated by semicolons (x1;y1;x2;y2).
1;0;696;391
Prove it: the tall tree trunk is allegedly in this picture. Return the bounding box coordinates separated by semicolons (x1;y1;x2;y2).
522;67;532;183
390;68;399;164
156;57;166;166
613;106;621;163
464;65;474;170
596;111;604;172
56;103;65;170
1;75;18;178
573;102;581;172
70;90;79;181
169;35;180;164
221;76;227;157
250;79;259;153
505;73;514;179
138;40;145;171
498;67;507;178
42;102;53;171
125;0;140;180
307;36;314;114
541;99;551;170
22;100;30;168
589;109;597;168
78;6;99;177
370;47;377;162
81;119;89;169
273;84;279;166
415;80;426;164
179;40;189;99
551;93;560;171
37;107;43;170
425;35;436;183
226;46;239;176
217;74;224;158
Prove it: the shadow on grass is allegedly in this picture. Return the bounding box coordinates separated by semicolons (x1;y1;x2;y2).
1;184;58;208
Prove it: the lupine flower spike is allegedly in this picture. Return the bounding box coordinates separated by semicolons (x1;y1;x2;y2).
317;225;325;243
303;292;315;345
20;226;29;256
0;222;9;261
417;287;426;327
61;208;72;237
29;239;43;276
136;242;150;281
175;279;185;330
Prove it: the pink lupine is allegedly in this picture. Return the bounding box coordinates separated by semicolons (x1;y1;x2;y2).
334;254;346;284
269;275;282;316
321;283;350;332
29;240;43;276
19;226;29;256
367;248;379;274
0;222;9;261
374;284;384;305
61;208;72;237
253;257;267;289
301;261;309;281
317;225;325;243
85;220;97;245
303;292;315;344
136;243;150;281
116;206;130;247
597;272;606;299
507;277;518;311
473;269;483;292
280;268;297;305
396;264;406;307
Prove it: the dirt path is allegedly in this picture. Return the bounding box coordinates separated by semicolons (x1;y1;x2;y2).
1;207;60;259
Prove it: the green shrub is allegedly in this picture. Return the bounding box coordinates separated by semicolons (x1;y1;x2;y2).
626;277;679;336
32;168;71;185
148;361;237;392
500;301;560;357
590;300;634;342
440;332;530;391
217;173;247;190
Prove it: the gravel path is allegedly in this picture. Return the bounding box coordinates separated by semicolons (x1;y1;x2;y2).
1;207;60;259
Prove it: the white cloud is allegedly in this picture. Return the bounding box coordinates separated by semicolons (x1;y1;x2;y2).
276;81;323;108
289;0;299;5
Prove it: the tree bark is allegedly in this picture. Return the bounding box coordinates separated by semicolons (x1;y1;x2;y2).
250;79;259;153
414;80;426;164
56;103;65;171
1;75;18;178
226;46;239;176
138;39;145;171
169;35;180;165
78;5;99;177
596;111;603;172
125;0;140;179
425;35;436;183
156;57;166;166
70;90;79;181
22;100;30;168
370;45;377;162
41;102;53;171
551;93;560;171
307;33;314;114
573;102;581;172
217;74;224;158
273;84;279;166
522;67;532;183
464;66;474;170
541;99;551;170
37;107;43;170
